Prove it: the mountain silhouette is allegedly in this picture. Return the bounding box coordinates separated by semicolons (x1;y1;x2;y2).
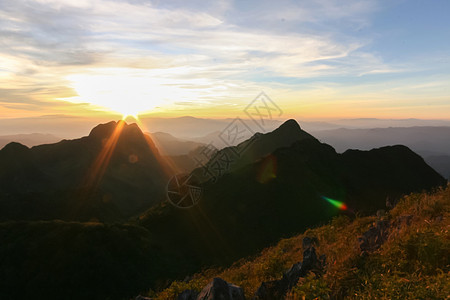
140;119;446;268
0;133;61;149
0;119;447;300
193;119;316;180
0;120;169;222
1;118;444;225
312;126;450;179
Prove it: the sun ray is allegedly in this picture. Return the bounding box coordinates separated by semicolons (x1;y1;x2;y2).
67;120;126;219
83;120;125;189
133;117;184;177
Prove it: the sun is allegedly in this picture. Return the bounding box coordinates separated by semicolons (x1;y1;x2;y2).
65;69;180;117
122;114;139;122
119;108;140;120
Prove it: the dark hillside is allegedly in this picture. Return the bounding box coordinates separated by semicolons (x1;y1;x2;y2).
0;121;169;222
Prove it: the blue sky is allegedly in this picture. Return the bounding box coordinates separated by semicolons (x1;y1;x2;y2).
0;0;449;119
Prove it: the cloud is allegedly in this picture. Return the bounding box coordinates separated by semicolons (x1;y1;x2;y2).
0;0;378;68
0;0;426;118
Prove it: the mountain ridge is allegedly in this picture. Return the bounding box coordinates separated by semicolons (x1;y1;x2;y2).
0;119;447;300
0;120;168;222
137;119;445;276
193;119;316;180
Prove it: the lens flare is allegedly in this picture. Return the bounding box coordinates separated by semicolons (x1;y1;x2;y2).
257;155;277;184
322;196;348;210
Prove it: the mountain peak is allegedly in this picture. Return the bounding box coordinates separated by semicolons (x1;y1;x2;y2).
86;120;161;161
89;121;120;139
88;120;143;140
270;119;315;142
1;142;29;154
276;119;301;132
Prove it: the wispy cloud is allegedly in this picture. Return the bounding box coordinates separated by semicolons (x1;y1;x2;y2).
0;0;448;118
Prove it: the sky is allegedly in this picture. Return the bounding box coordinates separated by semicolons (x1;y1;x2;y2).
1;0;449;121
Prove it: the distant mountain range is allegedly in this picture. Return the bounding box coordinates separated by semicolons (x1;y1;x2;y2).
0;133;61;149
0;119;447;299
327;118;450;128
149;131;205;155
2;114;449;140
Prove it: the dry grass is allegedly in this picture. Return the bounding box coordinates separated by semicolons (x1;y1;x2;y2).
152;185;450;299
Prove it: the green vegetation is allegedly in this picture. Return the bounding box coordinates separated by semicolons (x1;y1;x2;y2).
153;185;450;299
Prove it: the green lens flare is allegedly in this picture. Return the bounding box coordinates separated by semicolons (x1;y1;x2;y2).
322;196;348;210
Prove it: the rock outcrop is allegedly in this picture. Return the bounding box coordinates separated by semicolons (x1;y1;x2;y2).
189;277;245;300
135;295;152;300
253;237;325;299
358;220;390;253
177;289;199;300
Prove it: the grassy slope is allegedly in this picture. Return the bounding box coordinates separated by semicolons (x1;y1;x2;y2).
152;185;450;299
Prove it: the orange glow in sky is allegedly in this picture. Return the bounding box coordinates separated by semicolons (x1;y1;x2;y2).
0;0;449;121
